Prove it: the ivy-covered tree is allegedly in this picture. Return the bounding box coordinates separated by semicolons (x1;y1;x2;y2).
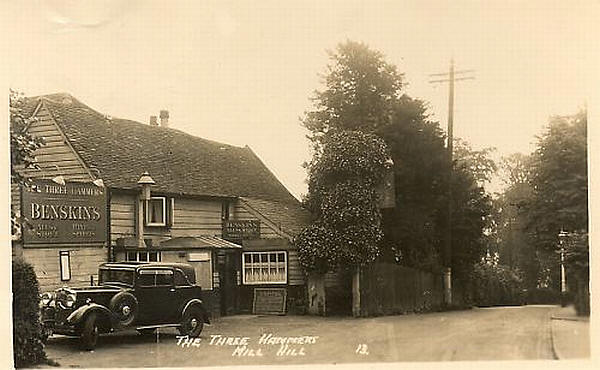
296;131;390;273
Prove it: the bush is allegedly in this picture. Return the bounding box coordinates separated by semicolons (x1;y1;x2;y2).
12;258;48;368
470;262;525;306
526;287;561;305
564;232;590;316
570;280;590;316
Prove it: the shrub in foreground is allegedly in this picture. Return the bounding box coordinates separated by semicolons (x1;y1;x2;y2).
12;258;48;368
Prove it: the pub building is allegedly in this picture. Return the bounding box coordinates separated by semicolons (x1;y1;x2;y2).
11;93;311;317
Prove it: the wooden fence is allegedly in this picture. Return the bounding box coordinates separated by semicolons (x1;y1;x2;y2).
359;262;445;316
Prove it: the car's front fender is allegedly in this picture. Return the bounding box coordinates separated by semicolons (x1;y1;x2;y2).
67;303;113;326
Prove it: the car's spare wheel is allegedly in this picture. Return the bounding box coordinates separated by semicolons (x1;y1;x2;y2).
109;292;138;327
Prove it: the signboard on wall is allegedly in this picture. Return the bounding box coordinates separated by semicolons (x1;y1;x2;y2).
377;167;396;209
21;179;108;245
188;251;210;261
253;288;287;315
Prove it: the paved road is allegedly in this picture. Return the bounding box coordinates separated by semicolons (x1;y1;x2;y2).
44;305;556;367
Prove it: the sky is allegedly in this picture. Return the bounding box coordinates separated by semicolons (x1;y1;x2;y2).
3;0;598;198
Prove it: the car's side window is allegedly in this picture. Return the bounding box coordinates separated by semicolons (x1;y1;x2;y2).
156;270;174;286
174;269;191;286
137;269;174;287
137;270;156;287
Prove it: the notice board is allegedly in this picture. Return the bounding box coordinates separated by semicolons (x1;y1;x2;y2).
253;288;287;315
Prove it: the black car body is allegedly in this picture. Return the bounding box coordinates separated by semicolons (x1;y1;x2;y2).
40;262;210;350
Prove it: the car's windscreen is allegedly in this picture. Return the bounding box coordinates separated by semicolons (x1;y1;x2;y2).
99;268;134;286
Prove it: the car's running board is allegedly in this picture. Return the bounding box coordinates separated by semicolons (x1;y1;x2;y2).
136;324;181;330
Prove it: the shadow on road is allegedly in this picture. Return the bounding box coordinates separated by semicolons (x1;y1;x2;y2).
47;329;186;350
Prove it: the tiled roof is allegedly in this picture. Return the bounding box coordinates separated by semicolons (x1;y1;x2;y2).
241;197;312;237
31;93;300;205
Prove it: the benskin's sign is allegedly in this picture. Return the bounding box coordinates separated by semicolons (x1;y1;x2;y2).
21;179;108;245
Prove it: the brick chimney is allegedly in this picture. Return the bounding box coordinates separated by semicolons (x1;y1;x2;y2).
149;116;158;126
159;110;169;128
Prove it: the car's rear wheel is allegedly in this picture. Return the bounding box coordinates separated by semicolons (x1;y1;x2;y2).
178;307;204;338
80;313;99;350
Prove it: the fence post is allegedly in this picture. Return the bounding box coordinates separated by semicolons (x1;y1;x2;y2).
352;265;361;317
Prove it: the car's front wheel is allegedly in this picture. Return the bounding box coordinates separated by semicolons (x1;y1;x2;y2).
80;313;99;350
178;307;204;338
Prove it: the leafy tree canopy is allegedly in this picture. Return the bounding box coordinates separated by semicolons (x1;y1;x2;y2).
302;40;404;142
527;110;588;248
499;152;532;187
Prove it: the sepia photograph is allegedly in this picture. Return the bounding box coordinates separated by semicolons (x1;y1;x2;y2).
3;0;597;368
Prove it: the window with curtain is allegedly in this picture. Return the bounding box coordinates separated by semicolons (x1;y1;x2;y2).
242;251;287;284
146;197;166;226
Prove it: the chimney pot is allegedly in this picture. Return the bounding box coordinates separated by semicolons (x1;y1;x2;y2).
159;110;169;127
149;116;158;126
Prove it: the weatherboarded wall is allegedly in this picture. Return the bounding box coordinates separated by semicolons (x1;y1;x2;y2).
14;245;106;291
359;263;445;316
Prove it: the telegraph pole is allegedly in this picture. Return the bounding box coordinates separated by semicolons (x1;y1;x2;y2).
429;59;474;305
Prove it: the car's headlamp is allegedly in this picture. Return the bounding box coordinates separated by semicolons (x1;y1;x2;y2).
65;293;76;308
40;292;53;306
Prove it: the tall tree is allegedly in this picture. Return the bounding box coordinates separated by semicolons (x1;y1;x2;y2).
526;110;588;293
302;40;403;143
494;153;539;289
527;110;588;247
301;40;494;281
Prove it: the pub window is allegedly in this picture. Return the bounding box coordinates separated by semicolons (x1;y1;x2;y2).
242;251;287;285
59;251;71;281
126;251;161;262
146;197;166;226
221;202;230;221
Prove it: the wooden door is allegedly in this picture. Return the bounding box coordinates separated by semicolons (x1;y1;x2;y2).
219;251;240;315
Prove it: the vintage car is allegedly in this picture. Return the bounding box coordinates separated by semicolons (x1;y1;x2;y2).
40;262;210;350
